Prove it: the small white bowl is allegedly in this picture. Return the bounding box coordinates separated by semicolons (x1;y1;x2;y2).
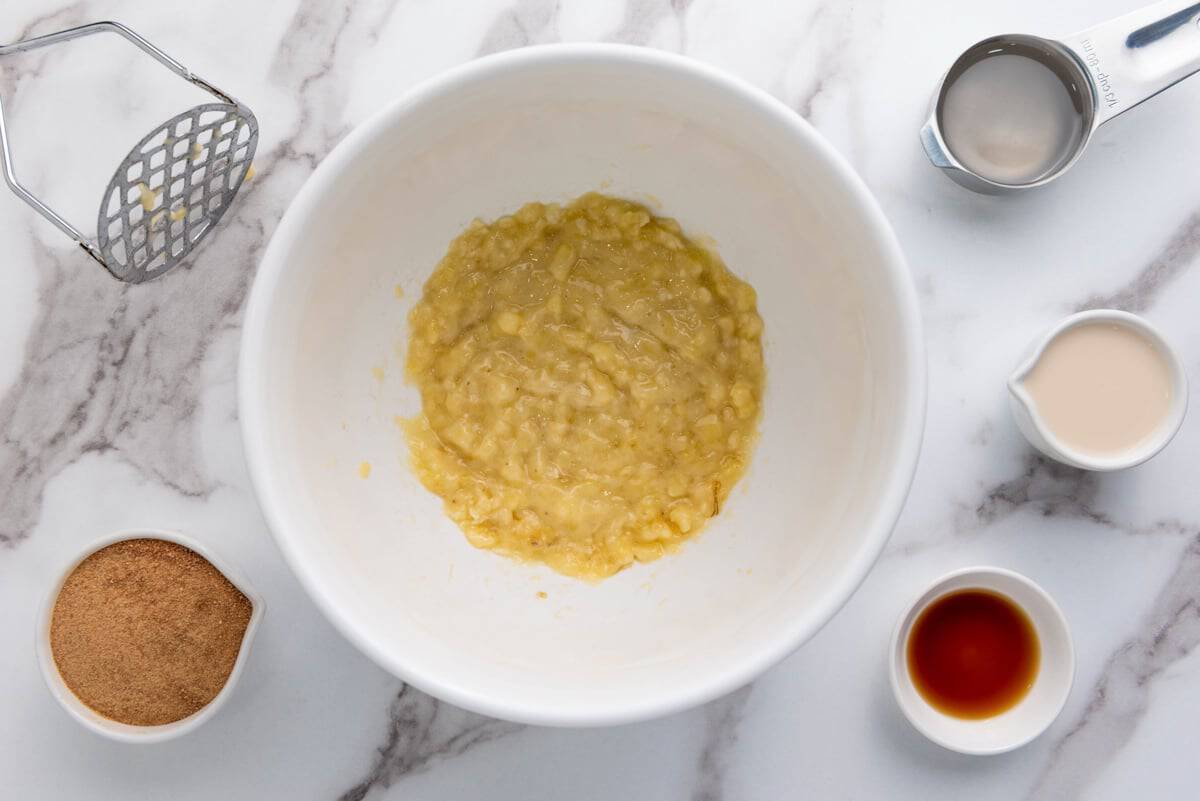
36;529;264;743
1008;309;1188;471
889;567;1074;755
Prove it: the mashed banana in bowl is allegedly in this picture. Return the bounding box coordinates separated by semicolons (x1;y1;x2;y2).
404;193;764;579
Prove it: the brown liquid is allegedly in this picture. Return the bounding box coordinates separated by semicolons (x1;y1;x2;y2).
907;589;1040;719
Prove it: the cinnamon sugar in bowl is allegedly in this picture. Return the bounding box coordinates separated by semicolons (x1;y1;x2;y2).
36;530;263;742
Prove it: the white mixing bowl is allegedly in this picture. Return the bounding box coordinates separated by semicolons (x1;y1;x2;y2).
240;44;925;726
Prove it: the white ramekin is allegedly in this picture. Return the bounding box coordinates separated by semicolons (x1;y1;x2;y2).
890;567;1074;755
35;529;264;743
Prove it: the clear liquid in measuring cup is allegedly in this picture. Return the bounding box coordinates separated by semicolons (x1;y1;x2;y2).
938;43;1088;185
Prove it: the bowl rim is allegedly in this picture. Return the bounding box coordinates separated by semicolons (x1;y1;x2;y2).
35;528;265;743
239;42;926;726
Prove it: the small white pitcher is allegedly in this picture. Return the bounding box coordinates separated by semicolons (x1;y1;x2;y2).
1008;309;1188;471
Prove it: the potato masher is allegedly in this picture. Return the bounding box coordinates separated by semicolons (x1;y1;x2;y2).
0;21;258;282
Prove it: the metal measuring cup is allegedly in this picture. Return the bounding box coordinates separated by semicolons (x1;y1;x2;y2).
922;1;1200;193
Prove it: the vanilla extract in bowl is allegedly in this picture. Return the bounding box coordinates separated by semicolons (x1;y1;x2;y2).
906;589;1040;719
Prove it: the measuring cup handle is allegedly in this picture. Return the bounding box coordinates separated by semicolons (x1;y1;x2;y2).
1060;1;1200;126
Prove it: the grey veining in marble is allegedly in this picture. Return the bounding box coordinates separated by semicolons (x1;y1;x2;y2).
690;685;753;801
1029;533;1200;801
3;1;1200;799
0;220;252;546
1076;210;1200;312
339;686;523;801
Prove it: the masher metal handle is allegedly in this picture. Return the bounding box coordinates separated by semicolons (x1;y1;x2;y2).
0;21;239;266
1061;0;1200;127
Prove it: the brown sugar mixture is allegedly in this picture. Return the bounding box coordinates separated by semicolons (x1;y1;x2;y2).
50;538;253;726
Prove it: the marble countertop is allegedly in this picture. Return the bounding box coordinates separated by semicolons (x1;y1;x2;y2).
3;1;1199;798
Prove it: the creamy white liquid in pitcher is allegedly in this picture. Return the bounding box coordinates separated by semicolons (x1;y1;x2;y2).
1023;321;1173;456
940;52;1085;185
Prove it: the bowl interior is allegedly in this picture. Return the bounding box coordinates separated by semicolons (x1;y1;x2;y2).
242;47;922;725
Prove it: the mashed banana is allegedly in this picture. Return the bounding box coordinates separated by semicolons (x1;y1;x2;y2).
404;193;764;579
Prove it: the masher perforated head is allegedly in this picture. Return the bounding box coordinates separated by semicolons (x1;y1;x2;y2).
97;102;258;282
